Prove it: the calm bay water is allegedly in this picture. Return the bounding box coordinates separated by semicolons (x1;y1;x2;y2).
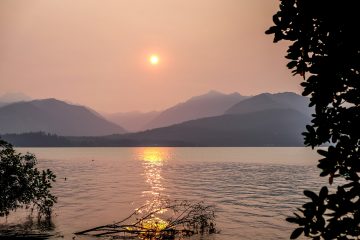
3;147;325;239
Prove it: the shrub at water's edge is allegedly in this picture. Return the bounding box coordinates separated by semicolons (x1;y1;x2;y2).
0;139;57;221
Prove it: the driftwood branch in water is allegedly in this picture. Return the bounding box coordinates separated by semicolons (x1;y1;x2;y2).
75;198;218;239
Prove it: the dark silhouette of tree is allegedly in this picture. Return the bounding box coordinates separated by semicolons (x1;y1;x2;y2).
266;1;360;239
0;139;56;220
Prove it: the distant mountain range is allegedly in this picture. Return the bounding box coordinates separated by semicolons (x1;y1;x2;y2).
105;111;160;132
0;91;314;146
1;108;310;147
0;99;126;136
117;92;312;146
103;90;247;132
0;92;32;107
116;108;310;146
144;90;247;130
225;92;312;116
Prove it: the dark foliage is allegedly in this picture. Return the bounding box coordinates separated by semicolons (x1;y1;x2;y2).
1;132;72;147
266;1;360;239
0;139;57;220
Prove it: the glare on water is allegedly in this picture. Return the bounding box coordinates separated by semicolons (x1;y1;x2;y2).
1;147;322;240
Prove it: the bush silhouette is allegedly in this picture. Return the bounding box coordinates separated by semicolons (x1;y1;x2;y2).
0;139;56;220
266;1;360;239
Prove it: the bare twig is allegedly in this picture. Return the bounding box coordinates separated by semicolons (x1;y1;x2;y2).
75;197;217;239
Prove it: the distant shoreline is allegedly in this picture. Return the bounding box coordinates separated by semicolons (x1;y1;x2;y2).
1;131;327;148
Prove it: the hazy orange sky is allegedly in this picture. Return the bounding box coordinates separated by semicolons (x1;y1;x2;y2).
0;0;302;113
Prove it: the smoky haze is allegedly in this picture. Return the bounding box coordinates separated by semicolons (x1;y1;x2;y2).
0;0;302;113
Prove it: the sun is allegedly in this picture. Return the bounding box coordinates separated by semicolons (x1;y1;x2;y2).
149;55;159;65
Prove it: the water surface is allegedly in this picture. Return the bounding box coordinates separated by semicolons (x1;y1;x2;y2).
2;147;324;239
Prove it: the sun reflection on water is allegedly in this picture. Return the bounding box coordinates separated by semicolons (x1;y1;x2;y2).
134;147;173;233
135;147;172;209
142;147;168;165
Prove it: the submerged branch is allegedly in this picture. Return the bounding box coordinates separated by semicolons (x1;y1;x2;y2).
75;198;218;239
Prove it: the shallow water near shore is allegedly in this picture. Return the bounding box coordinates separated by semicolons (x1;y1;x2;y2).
2;147;325;239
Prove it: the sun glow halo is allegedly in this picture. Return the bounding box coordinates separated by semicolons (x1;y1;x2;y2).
149;55;159;65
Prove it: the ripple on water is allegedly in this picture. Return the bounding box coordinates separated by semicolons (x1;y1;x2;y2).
2;147;322;240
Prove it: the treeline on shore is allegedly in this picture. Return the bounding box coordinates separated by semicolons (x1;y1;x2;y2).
0;132;194;147
0;130;306;147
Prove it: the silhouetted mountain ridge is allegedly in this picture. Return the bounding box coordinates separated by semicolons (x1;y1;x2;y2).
145;90;248;129
0;92;32;107
106;111;160;132
225;92;312;116
0;92;31;103
0;99;126;136
118;108;310;146
1;108;310;147
0;91;314;146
